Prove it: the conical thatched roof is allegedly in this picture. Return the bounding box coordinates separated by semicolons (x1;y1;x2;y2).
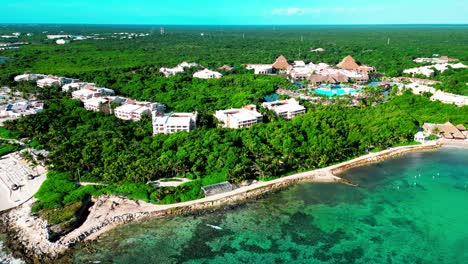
337;55;360;70
273;55;290;70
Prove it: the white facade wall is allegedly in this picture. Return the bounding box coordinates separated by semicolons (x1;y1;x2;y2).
246;64;274;75
152;112;198;134
214;106;263;129
262;99;306;120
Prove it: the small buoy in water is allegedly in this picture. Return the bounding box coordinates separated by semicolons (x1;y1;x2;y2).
397;186;400;190
432;176;435;179
413;182;417;186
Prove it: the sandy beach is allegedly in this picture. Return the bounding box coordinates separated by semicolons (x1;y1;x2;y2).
437;139;468;148
0;152;47;212
0;142;442;260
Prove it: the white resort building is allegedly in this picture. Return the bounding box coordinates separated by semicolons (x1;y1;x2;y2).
413;56;451;64
160;62;198;77
261;98;306;120
72;89;101;101
37;77;60;87
246;64;274;75
152;112;198;134
114;104;149;121
14;73;46;82
160;65;184;77
414;131;429;144
37;76;77;88
47;35;71;40
281;56;373;84
1;101;44;118
193;69;222;79
71;86;115;102
114;101;165;121
403;63;467;77
430;91;468;107
84;97;112;113
214;105;263;129
56;39;70;45
83;96;127;114
62;82;95;92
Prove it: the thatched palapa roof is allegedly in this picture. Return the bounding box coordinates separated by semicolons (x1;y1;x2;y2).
308;74;324;84
218;65;233;71
438;121;466;140
273;55;290;70
456;124;466;131
337;55;360;70
332;73;349;83
309;73;351;84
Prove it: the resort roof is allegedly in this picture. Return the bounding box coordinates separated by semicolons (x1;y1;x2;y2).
230;110;262;122
437;121;466;140
337;55;360;70
154;113;197;126
115;104;142;113
273;55;290;70
456;124;466;131
84;97;109;107
218;65;233;71
309;74;325;84
332;73;349;83
73;89;98;96
275;102;306;113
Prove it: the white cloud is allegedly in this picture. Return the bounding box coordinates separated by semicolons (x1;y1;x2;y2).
271;7;383;16
272;7;320;16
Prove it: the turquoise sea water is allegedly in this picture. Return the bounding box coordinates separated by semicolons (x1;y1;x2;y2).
69;147;468;264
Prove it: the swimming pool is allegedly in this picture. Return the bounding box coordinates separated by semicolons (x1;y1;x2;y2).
315;88;361;97
0;58;11;64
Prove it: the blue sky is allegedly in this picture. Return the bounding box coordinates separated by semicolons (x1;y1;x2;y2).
1;0;467;25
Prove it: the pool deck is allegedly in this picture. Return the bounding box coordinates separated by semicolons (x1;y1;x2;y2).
315;87;361;97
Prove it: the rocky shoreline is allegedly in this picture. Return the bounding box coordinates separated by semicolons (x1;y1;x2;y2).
0;143;441;262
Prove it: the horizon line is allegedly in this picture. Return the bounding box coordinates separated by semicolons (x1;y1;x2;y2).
1;23;467;27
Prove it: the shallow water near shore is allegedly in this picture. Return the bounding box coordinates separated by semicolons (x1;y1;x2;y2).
67;147;468;264
0;236;24;264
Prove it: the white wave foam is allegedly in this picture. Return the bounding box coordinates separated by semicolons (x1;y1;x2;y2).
0;241;25;264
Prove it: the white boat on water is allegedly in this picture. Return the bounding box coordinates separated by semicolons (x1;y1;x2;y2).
206;224;222;230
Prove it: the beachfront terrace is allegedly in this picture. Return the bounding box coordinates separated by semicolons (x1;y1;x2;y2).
0;152;47;211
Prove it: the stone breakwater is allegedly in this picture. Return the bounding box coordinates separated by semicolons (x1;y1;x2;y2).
0;143;441;261
0;199;67;262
